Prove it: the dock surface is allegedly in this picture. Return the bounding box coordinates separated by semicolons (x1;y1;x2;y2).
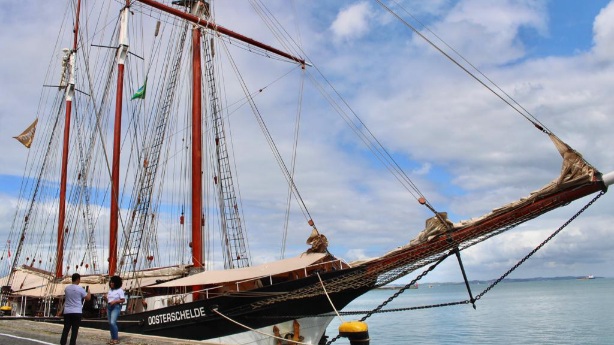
0;319;221;345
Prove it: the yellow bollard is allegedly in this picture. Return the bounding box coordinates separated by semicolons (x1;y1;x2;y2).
339;321;370;344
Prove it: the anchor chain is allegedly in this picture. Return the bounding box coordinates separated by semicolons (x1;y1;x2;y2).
474;190;605;301
324;190;604;344
324;251;451;345
250;191;605;343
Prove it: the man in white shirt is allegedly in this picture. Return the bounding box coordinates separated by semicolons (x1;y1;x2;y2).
60;273;91;345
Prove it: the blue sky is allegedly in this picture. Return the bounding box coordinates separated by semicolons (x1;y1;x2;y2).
1;1;614;283
535;0;609;57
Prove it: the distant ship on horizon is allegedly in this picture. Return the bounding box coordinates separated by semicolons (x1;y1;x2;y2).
578;275;596;280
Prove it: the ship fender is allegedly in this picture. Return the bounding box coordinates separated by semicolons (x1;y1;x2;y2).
339;321;369;344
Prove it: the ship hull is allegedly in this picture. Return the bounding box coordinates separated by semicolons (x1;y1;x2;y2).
78;267;373;342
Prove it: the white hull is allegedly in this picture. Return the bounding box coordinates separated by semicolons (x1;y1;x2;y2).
209;316;334;345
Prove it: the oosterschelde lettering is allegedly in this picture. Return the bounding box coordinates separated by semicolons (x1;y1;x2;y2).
147;307;207;325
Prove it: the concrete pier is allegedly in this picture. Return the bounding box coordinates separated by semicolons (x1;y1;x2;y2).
0;319;221;345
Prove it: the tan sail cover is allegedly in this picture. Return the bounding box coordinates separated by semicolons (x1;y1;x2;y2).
0;266;52;292
12;274;186;297
13;284;64;297
153;253;327;288
5;265;187;297
406;133;597;247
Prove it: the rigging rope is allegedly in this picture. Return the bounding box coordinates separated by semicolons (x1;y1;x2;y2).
316;272;345;323
245;191;604;344
304;70;426;202
374;0;551;135
218;33;316;226
322;190;605;344
474;190;605;301
212;308;313;345
245;0;434;223
324;251;449;345
281;70;306;259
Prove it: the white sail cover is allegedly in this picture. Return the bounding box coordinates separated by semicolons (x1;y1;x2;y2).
153;253;327;288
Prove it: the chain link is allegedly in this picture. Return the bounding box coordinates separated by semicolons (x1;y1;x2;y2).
324;190;604;344
474;190;604;301
325;252;452;344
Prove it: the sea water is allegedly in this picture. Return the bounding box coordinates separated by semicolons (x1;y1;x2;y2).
325;278;614;344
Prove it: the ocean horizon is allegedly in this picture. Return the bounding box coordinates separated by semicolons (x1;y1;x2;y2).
325;278;613;344
381;275;607;287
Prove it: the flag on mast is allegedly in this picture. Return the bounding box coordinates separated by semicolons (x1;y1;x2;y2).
13;119;38;148
131;78;147;100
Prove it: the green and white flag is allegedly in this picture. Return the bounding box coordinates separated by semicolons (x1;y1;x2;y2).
131;79;147;100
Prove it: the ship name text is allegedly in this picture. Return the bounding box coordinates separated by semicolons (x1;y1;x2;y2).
147;307;207;325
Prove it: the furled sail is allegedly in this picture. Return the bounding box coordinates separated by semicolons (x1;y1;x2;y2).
409;133;597;247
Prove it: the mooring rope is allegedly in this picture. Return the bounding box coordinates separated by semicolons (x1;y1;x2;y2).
316;272;345;323
212;308;312;345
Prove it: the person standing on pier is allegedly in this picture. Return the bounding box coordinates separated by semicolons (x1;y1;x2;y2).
60;273;91;345
104;276;125;344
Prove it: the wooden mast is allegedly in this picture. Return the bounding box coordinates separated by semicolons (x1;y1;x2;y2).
130;0;304;276
191;0;205;272
55;0;82;279
108;2;131;277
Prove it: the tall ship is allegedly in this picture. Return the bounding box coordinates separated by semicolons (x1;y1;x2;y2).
1;1;613;344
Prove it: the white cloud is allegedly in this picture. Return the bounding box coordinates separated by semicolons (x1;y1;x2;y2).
413;162;432;176
345;248;371;262
330;2;373;42
592;1;614;61
419;0;548;65
1;1;613;285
